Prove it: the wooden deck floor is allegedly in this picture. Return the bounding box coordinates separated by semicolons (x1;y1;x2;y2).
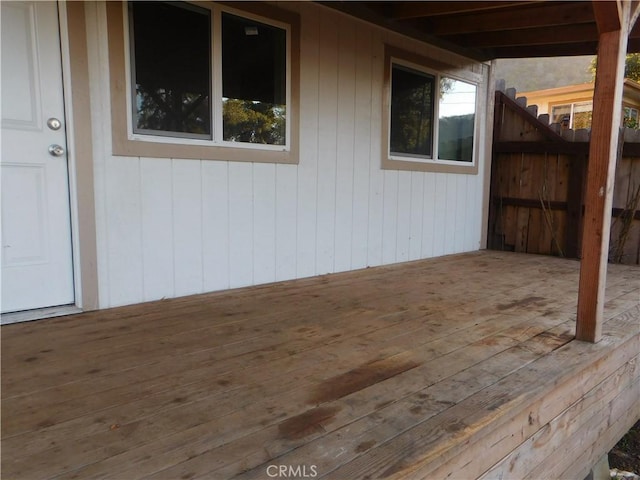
2;251;639;480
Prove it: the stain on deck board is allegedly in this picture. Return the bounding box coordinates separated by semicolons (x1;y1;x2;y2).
356;440;377;453
497;296;546;311
278;406;340;440
536;330;574;349
309;356;420;404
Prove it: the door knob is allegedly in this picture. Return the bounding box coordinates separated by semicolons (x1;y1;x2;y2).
48;144;65;157
47;118;62;130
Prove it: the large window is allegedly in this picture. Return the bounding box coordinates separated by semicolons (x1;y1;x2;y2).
108;1;299;163
129;2;287;145
383;47;479;174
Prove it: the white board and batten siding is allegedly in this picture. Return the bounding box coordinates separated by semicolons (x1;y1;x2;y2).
84;2;489;309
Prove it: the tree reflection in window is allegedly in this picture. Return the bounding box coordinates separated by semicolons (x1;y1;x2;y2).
130;2;211;137
222;13;286;145
390;65;435;157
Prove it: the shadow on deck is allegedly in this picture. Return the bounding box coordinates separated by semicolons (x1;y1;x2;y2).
2;251;639;479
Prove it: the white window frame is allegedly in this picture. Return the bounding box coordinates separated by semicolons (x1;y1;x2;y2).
104;2;301;165
382;45;481;174
122;1;292;153
551;101;593;129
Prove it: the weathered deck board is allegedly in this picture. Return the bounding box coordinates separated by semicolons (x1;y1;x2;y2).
1;251;638;480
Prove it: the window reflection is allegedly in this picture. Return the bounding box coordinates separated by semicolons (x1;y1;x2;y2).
390;65;435;157
130;2;211;137
438;78;476;162
222;13;286;145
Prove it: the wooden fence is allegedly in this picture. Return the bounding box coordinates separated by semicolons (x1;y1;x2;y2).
488;87;640;265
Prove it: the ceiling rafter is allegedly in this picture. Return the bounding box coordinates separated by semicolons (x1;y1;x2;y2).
443;23;598;49
384;1;539;20
414;2;595;36
322;1;640;60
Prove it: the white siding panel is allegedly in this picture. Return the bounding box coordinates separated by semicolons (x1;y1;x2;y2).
455;174;469;253
433;173;448;257
172;160;203;296
315;10;339;274
275;164;297;281
296;2;319;279
471;174;483;251
443;174;458;255
140;158;174;301
396;170;412;262
228;162;253;288
253;163;277;285
409;172;424;261
202;161;230;292
366;34;385;268
351;24;373;270
421;172;436;258
382;170;398;264
88;2;488;308
105;157;143;306
334;17;356;273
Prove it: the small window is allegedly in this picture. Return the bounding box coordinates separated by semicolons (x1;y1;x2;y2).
383;46;480;174
551;104;571;126
624;106;639;128
572;101;592;129
551;101;592;129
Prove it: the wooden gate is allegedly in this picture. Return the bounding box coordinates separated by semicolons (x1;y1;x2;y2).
488;87;640;265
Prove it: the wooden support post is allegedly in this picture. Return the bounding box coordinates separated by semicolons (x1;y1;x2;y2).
576;2;631;343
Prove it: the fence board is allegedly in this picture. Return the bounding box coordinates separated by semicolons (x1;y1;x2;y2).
489;91;640;264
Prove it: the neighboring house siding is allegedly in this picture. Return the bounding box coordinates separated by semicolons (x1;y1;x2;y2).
520;82;640;128
84;2;489;308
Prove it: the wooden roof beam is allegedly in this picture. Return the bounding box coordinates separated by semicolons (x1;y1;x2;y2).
416;2;595;36
387;1;538;20
488;42;600;58
443;23;597;48
592;0;621;33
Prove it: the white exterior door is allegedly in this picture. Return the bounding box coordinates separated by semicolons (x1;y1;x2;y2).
1;1;75;315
